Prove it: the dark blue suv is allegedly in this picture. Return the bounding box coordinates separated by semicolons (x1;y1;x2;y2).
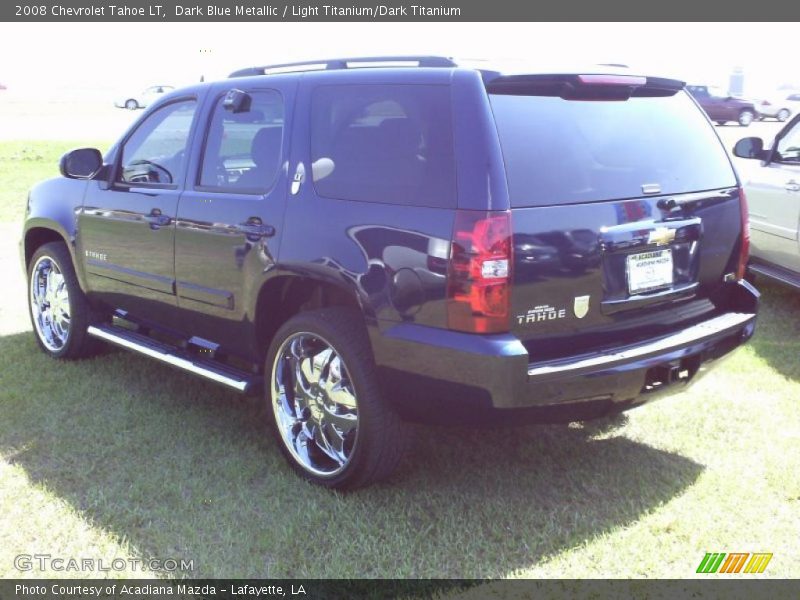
21;57;758;488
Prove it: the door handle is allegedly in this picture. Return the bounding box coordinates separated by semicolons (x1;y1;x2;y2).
236;217;275;240
291;162;305;196
786;180;800;192
144;208;171;228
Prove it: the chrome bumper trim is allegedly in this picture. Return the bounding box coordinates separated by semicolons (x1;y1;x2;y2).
527;312;754;378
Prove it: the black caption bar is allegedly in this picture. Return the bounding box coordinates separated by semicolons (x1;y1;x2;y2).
1;580;798;600
3;0;800;21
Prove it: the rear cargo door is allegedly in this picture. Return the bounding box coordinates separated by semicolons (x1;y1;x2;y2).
487;75;743;359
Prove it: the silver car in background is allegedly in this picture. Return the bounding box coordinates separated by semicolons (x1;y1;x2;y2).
114;85;175;110
755;92;800;122
734;115;800;289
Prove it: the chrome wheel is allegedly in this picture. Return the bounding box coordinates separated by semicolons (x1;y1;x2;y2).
739;110;754;126
777;109;790;122
271;333;359;477
30;256;71;352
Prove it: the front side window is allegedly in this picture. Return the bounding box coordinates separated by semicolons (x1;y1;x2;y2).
776;122;800;164
199;89;284;192
118;100;196;186
310;84;456;208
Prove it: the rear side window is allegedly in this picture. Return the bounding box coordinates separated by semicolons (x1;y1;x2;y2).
310;84;456;208
490;91;737;207
199;89;284;193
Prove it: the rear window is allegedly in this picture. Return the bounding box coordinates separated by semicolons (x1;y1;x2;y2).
489;91;737;207
310;84;456;208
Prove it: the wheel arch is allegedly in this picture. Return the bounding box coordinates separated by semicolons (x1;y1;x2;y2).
24;224;70;269
253;273;373;359
23;221;91;293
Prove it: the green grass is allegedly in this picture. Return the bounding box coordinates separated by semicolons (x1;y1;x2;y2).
0;140;110;224
0;139;799;580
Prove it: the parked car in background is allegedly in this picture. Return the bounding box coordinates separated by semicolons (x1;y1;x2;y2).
687;85;756;126
114;85;175;110
734;115;800;289
755;93;800;122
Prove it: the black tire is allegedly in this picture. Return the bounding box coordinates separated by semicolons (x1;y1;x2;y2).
125;99;138;110
27;241;101;359
716;121;726;126
738;110;754;126
264;307;408;489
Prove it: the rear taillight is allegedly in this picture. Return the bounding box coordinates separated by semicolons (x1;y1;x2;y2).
737;188;750;280
446;210;512;334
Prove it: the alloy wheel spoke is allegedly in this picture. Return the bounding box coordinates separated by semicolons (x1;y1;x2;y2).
312;421;346;466
292;428;313;466
321;406;358;435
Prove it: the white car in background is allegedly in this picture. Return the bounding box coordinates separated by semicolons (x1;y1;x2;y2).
755;92;800;122
114;85;175;110
734;115;800;289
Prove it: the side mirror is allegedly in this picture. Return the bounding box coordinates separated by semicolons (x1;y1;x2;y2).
733;137;767;160
59;148;103;179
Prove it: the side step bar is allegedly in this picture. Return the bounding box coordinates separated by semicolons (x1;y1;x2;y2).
749;262;800;290
87;324;261;394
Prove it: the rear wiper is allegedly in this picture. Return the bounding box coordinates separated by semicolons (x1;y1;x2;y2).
657;189;738;214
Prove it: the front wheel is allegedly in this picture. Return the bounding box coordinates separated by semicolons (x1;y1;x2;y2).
716;121;727;126
125;99;138;110
738;110;754;126
28;242;101;359
265;308;408;489
777;109;790;122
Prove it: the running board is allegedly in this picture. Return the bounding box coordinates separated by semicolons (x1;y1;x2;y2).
87;324;260;393
749;262;800;290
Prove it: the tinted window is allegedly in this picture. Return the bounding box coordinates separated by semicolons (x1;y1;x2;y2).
199;90;284;192
776;121;800;164
490;91;736;207
119;100;196;185
310;84;455;208
687;86;708;97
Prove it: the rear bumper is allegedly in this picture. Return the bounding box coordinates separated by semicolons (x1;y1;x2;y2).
372;280;759;423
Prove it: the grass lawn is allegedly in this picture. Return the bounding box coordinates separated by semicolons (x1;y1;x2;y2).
0;140;110;224
0;139;798;580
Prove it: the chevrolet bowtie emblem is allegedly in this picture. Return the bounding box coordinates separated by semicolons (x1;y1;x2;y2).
648;227;676;246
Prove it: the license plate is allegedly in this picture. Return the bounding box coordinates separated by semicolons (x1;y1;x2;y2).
627;249;674;295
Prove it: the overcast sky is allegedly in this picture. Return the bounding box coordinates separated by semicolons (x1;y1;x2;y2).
0;22;796;97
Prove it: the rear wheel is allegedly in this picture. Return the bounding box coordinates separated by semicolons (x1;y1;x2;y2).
716;121;727;126
777;109;790;122
266;308;408;489
28;242;100;359
738;110;754;126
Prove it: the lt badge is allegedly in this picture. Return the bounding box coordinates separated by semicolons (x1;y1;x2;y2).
573;295;590;319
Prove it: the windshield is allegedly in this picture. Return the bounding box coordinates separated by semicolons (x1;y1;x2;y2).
489;90;737;207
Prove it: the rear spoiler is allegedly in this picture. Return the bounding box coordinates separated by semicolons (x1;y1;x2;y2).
484;73;685;100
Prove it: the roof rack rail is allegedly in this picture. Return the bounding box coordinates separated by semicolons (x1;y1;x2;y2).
229;56;457;78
